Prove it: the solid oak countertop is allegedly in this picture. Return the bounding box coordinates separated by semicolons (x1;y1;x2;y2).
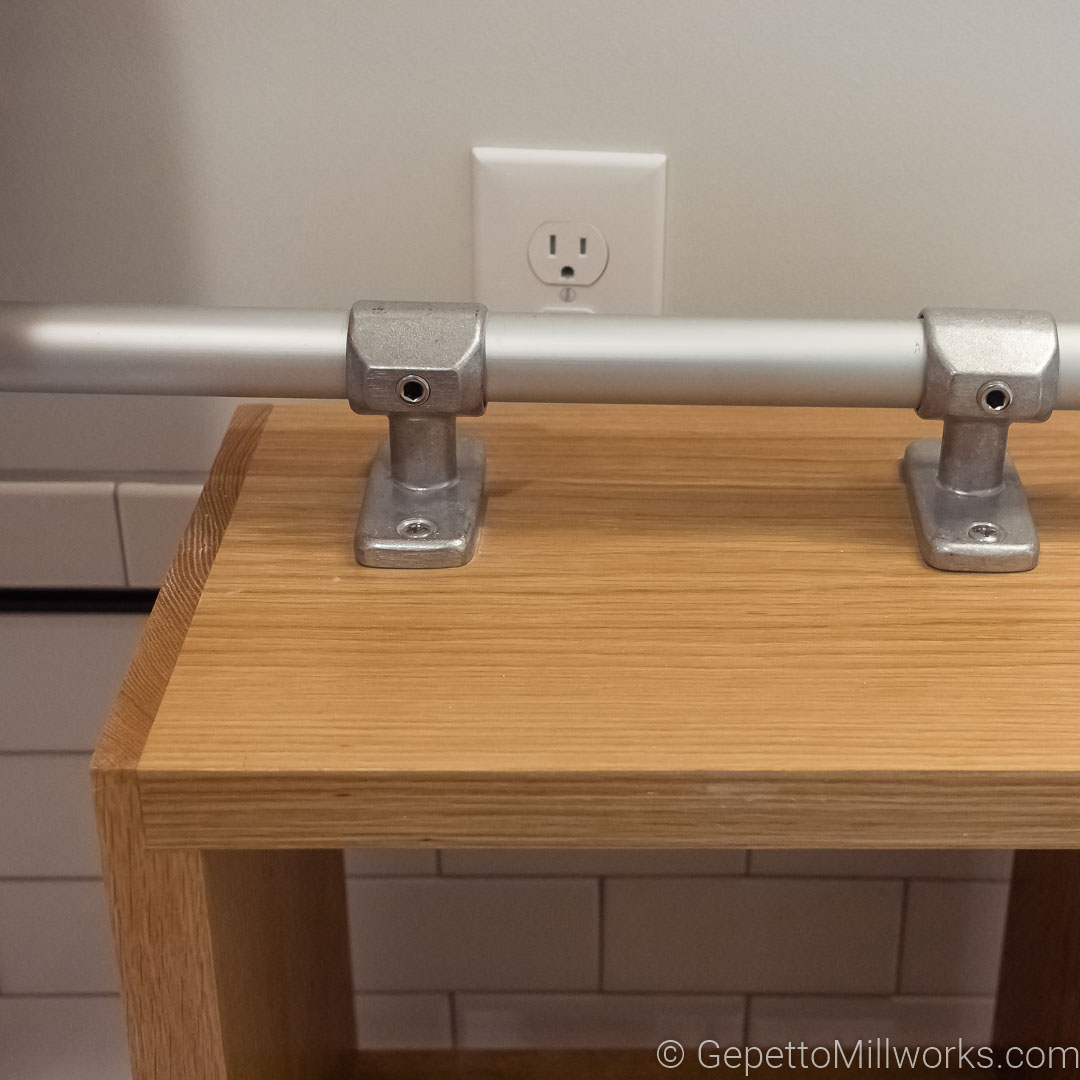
133;402;1080;849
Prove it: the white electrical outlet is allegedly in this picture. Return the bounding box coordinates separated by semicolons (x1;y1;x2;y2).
472;147;666;314
527;222;608;286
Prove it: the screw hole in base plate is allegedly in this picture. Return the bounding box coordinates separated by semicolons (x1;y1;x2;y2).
397;517;436;540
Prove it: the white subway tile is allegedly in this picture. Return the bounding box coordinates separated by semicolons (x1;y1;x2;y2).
0;614;144;751
750;850;1013;880
0;880;118;993
441;850;747;876
604;878;902;994
749;995;995;1046
116;482;203;588
457;993;744;1050
0;393;239;474
0;755;100;877
345;850;439;876
0;481;125;586
899;881;1009;995
354;994;452;1049
348;878;598;992
0;995;129;1080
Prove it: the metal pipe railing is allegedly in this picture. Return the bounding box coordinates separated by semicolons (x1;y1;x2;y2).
3;302;1080;409
485;315;926;407
0;304;349;398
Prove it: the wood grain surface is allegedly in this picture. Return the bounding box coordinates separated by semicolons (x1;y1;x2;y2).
994;849;1080;1066
134;402;1080;849
93;405;356;1080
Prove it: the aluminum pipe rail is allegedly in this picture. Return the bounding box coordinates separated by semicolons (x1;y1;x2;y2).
491;315;1080;408
4;302;1080;409
486;315;927;407
0;304;349;398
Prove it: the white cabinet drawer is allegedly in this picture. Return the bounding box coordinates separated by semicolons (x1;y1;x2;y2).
117;482;203;588
0;393;236;473
0;481;125;587
0;614;144;751
0;755;100;877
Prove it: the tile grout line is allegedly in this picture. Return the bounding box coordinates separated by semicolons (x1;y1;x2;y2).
344;873;448;881
894;878;911;994
0;991;123;999
597;876;606;992
362;989;992;1000
0;750;97;758
0;876;103;884
111;483;133;588
380;870;1012;883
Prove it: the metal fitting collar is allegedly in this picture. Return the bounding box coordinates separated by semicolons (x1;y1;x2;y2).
347;301;487;417
918;308;1059;423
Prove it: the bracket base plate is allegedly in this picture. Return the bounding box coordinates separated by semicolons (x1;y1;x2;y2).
356;436;485;568
902;438;1038;573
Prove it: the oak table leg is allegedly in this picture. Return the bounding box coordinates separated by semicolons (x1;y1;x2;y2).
92;405;356;1079
994;851;1080;1074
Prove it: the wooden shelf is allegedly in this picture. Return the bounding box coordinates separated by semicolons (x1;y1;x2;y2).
91;402;1080;1078
133;402;1080;850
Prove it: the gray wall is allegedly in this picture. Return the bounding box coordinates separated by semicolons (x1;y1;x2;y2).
4;1;1079;316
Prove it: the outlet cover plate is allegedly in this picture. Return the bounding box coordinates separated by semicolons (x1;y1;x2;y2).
472;147;666;314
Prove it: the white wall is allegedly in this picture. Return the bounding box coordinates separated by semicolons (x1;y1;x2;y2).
4;0;1080;316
